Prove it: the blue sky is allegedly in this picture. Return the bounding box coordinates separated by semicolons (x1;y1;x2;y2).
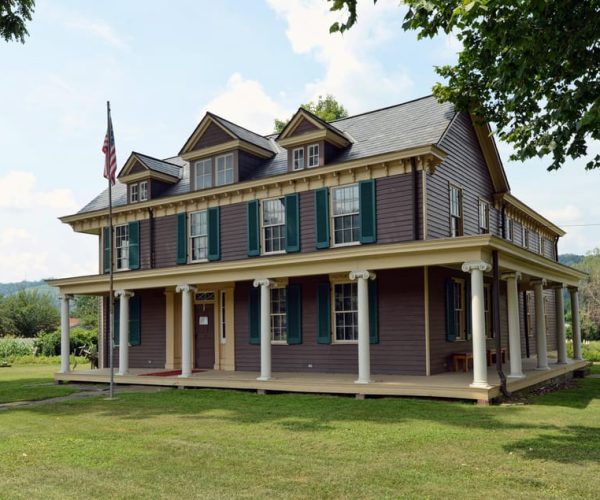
0;0;598;282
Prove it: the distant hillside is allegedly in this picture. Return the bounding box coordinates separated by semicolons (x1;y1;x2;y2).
0;280;58;306
559;254;584;266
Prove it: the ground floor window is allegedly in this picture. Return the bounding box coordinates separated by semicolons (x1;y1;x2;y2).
484;284;493;338
271;287;287;342
452;278;466;340
526;291;535;336
333;282;358;342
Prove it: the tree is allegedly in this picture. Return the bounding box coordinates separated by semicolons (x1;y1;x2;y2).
274;94;349;133
575;249;600;340
72;295;99;329
0;295;17;337
329;0;600;170
2;289;59;337
0;0;35;43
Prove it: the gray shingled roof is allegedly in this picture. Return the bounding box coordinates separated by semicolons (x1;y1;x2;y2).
77;95;455;215
209;113;276;154
133;152;182;178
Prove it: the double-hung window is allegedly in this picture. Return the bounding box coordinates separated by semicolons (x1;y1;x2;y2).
308;144;319;167
449;185;463;237
139;181;148;201
334;282;358;342
522;227;530;249
479;200;490;234
538;234;544;255
190;211;208;262
271;287;287;342
129;184;138;203
484;284;492;338
262;198;286;254
526;291;534;336
220;290;226;343
195;158;213;190
115;225;129;270
292;148;304;170
452;278;466;340
331;184;359;246
215;153;233;186
505;217;513;241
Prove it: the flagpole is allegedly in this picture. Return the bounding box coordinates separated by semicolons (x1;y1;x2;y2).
107;100;116;399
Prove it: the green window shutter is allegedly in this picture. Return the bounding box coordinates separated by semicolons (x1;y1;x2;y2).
249;286;261;345
314;188;330;249
207;207;221;261
176;212;187;265
247;200;260;257
129;296;141;346
316;282;331;344
465;279;472;340
285;193;300;253
359;179;377;244
128;221;140;270
286;284;302;345
445;278;457;342
103;227;111;274
113;300;120;347
369;279;379;344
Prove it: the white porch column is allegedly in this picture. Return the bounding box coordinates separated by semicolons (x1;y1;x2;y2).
59;294;73;374
176;284;196;378
502;272;524;379
350;270;375;385
462;261;492;389
532;279;549;370
569;287;583;360
115;290;134;376
254;279;273;381
554;285;567;364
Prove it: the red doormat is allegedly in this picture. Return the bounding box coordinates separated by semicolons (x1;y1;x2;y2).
140;369;205;377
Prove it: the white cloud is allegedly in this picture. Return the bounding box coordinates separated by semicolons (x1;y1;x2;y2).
267;0;413;112
0;171;78;213
64;15;129;49
200;73;292;134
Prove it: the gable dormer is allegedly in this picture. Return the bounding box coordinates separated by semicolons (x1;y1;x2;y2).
117;152;181;204
179;113;276;191
277;108;352;172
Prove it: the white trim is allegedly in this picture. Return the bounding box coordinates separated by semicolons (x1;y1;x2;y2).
330;183;360;247
129;184;138;204
308;143;320;168
194;158;213;190
139;181;148;201
331;281;358;344
189;210;209;263
215;153;234;186
292;147;304;170
219;289;226;344
115;224;130;271
261;197;286;255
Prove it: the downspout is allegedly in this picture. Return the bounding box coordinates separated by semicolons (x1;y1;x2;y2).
554;236;559;263
492;250;510;397
523;290;530;358
411;157;420;240
149;208;155;269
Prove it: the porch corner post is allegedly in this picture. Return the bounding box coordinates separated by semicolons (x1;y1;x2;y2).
59;294;73;374
176;284;196;378
115;290;134;376
350;270;375;385
554;285;567;364
569;287;583;360
254;278;273;381
502;272;524;379
532;279;549;370
462;261;492;389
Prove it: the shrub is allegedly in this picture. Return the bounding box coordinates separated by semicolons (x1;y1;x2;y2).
34;328;98;357
0;337;34;359
567;340;600;362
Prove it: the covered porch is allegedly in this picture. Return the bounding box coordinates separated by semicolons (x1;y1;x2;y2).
55;355;589;403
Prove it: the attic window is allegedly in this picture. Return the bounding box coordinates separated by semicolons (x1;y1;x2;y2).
292;148;304;170
308;144;319;167
139;181;148;201
130;184;138;203
216;153;234;186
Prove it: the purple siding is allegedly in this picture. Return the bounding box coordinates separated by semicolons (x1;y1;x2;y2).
193;122;232;150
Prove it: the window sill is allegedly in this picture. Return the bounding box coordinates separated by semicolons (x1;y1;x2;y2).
332;340;358;345
332;241;360;248
271;341;287;345
263;251;286;256
189;258;209;264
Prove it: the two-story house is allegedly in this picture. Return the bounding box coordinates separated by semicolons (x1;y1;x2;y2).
49;95;587;403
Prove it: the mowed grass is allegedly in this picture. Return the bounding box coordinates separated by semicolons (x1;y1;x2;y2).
0;365;598;499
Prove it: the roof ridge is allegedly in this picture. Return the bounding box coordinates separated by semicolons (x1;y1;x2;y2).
328;94;437;124
132;151;182;167
207;111;270;140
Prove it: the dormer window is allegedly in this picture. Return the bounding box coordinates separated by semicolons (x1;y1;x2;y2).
216;153;234;186
195;158;213;190
292;148;304;170
139;181;148;201
308;144;320;167
130;184;138;203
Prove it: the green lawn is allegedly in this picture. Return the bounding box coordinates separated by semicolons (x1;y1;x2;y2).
0;364;598;498
0;363;81;404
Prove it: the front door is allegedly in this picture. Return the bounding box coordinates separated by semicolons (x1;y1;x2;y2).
195;303;215;369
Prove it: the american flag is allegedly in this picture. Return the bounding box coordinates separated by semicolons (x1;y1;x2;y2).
102;109;117;185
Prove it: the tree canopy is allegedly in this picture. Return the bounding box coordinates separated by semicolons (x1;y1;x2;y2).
329;0;600;170
0;289;59;337
274;94;349;133
0;0;35;43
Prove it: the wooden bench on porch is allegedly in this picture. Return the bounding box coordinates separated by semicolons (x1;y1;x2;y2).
451;352;473;373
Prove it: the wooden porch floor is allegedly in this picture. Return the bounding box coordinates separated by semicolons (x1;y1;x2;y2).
55;356;589;402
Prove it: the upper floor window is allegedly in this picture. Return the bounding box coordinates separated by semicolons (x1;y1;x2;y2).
479;200;490;234
262;198;286;254
139;181;148;202
292;148;304;170
538;234;544;255
449;185;463;237
308;144;319;167
522;227;530;248
130;184;138;204
115;224;129;270
505;217;513;241
331;184;359;246
333;282;358;342
190;210;208;262
271;287;287;343
216;153;234;186
195;158;213;190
